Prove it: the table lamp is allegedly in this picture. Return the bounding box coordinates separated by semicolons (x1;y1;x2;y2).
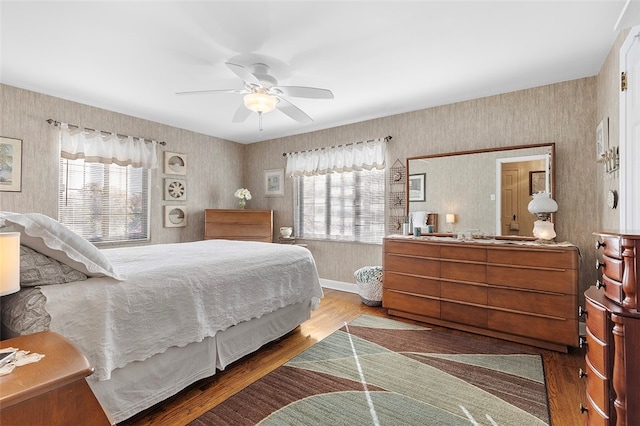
446;214;456;233
0;232;20;296
527;192;558;242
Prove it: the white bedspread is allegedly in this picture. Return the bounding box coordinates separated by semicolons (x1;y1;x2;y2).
39;240;323;381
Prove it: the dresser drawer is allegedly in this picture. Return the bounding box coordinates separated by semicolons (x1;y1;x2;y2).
382;289;440;318
441;261;486;283
597;235;621;259
488;287;576;319
441;245;486;262
384;272;440;298
384;254;440;277
584;393;610;426
441;282;487;305
602;255;623;282
585;358;610;417
488;310;577;346
441;301;487;328
585;327;608;377
487;247;578;269
385;240;440;257
601;275;624;305
487;265;576;294
585;294;610;341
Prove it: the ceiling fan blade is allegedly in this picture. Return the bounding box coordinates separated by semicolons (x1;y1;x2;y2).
225;62;261;86
274;86;334;99
277;97;313;123
232;102;252;123
175;88;244;96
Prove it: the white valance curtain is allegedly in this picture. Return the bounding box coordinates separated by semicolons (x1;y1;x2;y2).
285;137;386;177
59;123;159;169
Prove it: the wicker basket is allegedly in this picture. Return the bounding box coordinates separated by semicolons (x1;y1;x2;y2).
354;266;383;307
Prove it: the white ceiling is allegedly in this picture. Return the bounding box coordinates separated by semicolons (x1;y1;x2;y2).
1;1;638;144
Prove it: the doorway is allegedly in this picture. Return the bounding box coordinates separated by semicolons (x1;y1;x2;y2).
495;154;550;236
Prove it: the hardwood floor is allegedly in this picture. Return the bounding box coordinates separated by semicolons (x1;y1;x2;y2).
121;289;587;425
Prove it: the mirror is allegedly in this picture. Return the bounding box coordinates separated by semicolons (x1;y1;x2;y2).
406;143;555;237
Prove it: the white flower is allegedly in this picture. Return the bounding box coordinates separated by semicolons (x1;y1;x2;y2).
234;188;252;200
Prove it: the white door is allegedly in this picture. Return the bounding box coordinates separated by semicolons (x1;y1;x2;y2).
620;26;640;229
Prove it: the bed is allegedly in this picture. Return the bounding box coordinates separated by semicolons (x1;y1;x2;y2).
0;212;323;423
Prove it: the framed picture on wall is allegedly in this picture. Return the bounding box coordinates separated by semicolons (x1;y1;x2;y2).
164;205;187;228
409;173;425;202
529;171;546;195
264;168;284;197
0;136;22;192
596;119;607;161
164;151;187;175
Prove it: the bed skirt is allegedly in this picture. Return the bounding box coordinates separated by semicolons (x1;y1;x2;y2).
88;301;312;423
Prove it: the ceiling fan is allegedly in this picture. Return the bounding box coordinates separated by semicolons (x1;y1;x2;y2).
176;62;334;131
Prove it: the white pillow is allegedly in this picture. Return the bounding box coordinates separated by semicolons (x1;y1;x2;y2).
1;212;125;280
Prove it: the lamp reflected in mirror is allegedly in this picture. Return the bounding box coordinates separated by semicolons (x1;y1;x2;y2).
446;213;456;233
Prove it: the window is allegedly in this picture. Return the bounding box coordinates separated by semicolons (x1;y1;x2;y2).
294;168;385;244
58;158;150;244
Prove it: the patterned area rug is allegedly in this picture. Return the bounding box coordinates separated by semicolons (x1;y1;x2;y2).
190;315;549;425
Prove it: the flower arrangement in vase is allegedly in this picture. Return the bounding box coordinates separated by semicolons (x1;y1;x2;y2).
234;188;252;209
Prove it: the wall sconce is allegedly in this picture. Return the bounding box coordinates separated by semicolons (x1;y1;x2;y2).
528;192;558;242
0;232;21;297
446;213;456;233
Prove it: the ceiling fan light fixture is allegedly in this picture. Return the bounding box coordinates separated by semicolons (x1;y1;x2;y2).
243;92;277;114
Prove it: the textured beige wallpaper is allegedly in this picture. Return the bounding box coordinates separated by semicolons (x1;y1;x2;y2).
0;84;244;244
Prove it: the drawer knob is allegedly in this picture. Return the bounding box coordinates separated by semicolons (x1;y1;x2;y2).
580;404;588;414
596;279;605;290
579;368;588;378
595;240;606;250
579;336;588;348
578;306;587;318
595;260;604;270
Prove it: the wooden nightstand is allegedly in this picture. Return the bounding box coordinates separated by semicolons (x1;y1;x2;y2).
0;331;113;425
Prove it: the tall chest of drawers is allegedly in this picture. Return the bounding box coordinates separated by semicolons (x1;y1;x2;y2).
383;236;579;352
583;231;640;425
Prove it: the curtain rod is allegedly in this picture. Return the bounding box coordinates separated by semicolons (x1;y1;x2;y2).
282;135;392;157
46;119;167;146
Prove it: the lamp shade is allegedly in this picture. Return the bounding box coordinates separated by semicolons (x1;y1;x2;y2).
528;192;558;215
446;214;456;224
0;232;20;296
533;220;556;241
244;92;277;114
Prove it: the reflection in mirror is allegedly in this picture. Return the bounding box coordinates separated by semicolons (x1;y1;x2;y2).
406;144;554;237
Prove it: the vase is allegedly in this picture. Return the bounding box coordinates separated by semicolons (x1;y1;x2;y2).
239;199;246;209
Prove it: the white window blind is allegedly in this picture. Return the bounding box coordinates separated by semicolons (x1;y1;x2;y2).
58;158;150;244
56;123;155;244
289;138;388;245
294;168;385;244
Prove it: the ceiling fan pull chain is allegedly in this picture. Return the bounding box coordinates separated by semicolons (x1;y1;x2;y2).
258;112;264;132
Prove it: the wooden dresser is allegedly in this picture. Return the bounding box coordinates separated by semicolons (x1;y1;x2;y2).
582;231;640;425
204;209;273;243
382;236;579;352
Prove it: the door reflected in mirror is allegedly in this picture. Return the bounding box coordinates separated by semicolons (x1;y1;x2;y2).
406;143;555;237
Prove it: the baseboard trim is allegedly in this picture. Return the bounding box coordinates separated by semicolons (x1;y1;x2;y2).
319;278;358;294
